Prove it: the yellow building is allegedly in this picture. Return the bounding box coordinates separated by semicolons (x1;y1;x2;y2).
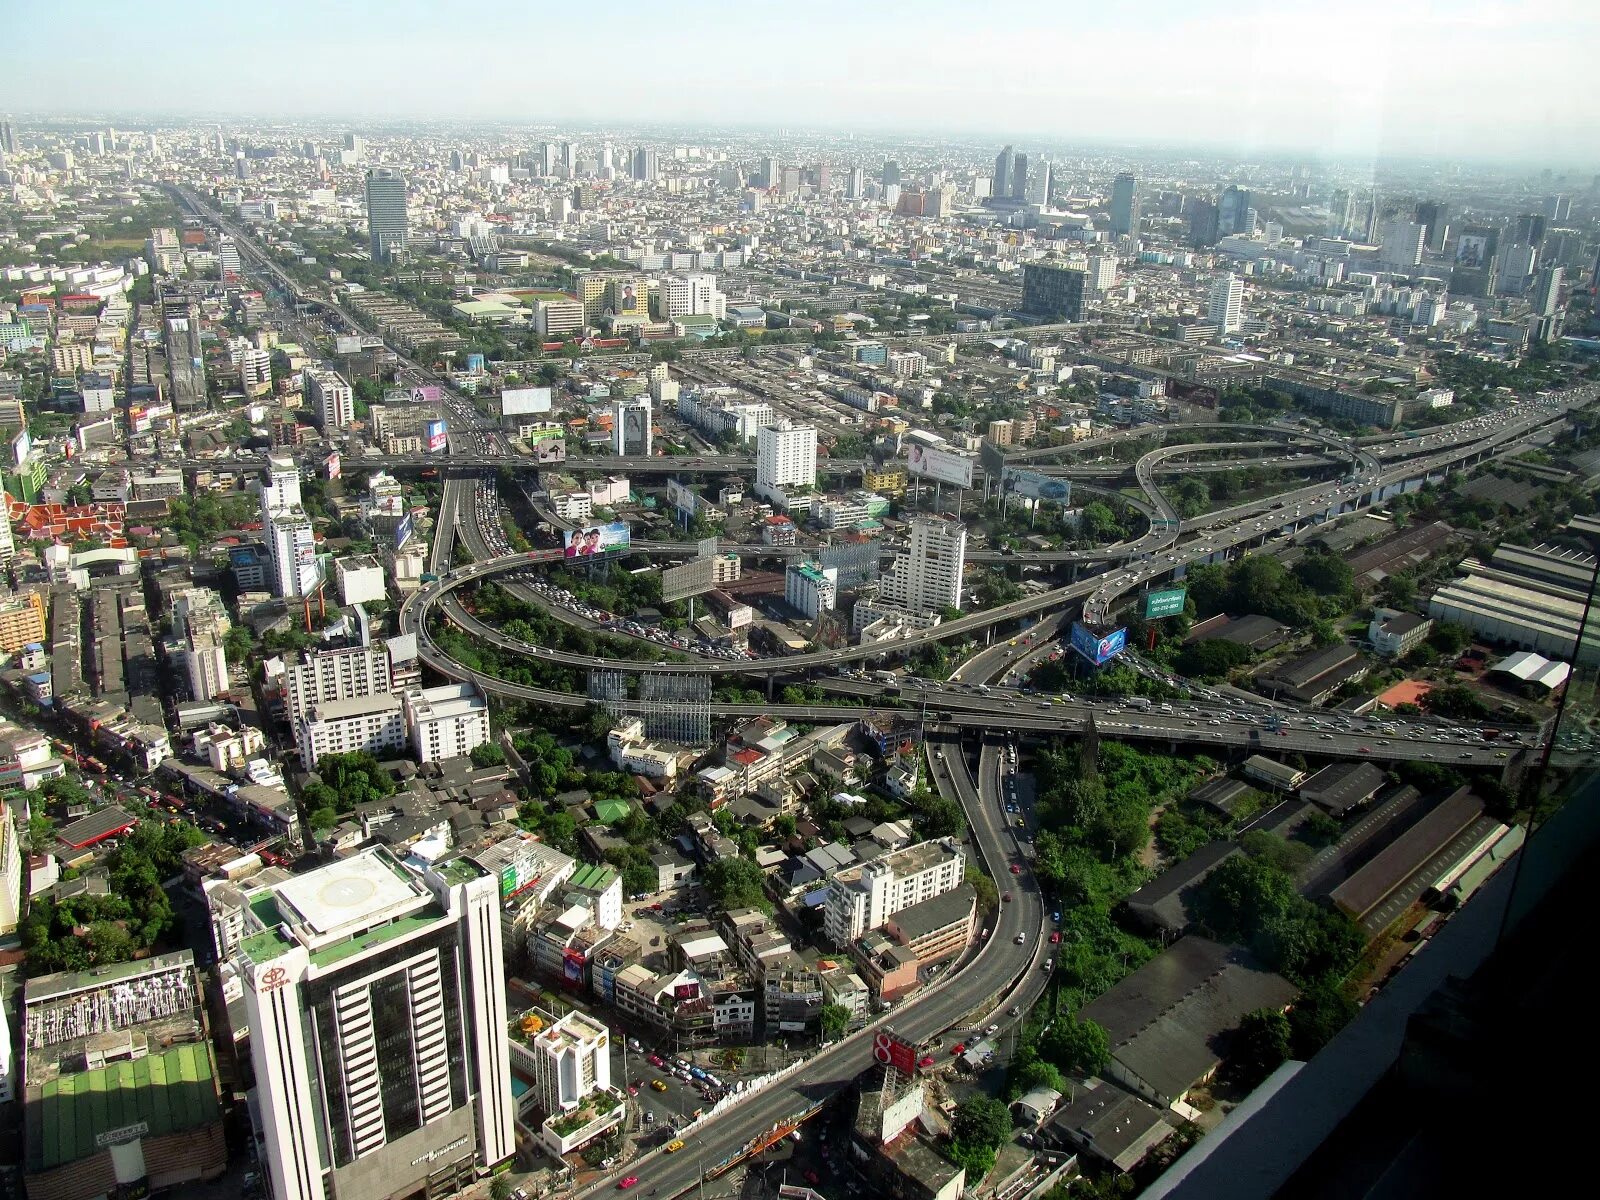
863;466;907;497
0;590;47;654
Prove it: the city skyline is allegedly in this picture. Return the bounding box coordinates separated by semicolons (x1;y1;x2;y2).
4;0;1598;167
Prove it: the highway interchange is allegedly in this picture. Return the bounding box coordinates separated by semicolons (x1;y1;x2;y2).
182;189;1595;1198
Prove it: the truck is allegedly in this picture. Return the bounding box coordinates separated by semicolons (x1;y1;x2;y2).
1480;728;1501;741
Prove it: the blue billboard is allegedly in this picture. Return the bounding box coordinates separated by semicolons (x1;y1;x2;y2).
395;511;415;550
425;419;448;453
1070;622;1127;666
465;352;486;373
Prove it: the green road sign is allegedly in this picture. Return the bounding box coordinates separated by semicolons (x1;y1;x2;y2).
1144;588;1187;619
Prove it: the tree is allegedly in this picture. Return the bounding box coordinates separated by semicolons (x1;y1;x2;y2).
1428;622;1471;657
1175;638;1254;680
951;1095;1013;1153
471;743;507;768
965;867;998;911
491;1176;514;1200
1042;1017;1110;1077
1011;1058;1067;1096
223;624;253;662
702;857;771;913
820;1003;852;1042
1234;1008;1291;1087
1423;684;1491;721
1288;979;1358;1057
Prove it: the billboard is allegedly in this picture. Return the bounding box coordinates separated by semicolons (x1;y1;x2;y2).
502;386;553;416
395;512;415;550
666;478;699;518
531;435;566;463
871;1031;919;1075
1071;621;1127;666
425;419;448;453
409;385;442;404
325;451;341;480
662;556;717;603
906;443;975;488
465;352;486;373
1455;234;1490;268
978;440;1009;480
619;402;651;455
563;521;631;559
1002;467;1072;502
697;536;720;560
1143;588;1187;619
335;335;363;355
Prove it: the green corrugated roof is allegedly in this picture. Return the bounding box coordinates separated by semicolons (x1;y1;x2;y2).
308;908;443;969
591;801;631;826
569;863;618;890
28;1043;222;1171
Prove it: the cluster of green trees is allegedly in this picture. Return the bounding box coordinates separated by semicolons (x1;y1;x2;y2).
1187;549;1356;630
20;819;208;975
945;1095;1015;1179
163;491;263;554
1194;848;1365;1061
702;857;771;914
301;751;396;831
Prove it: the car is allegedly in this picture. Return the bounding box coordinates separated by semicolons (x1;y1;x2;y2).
1003;892;1012;902
666;1140;686;1153
1015;816;1025;827
951;1042;966;1056
650;1079;668;1092
647;1053;664;1067
1010;863;1021;875
1050;931;1061;943
627;1084;639;1095
1015;932;1026;945
618;1178;639;1191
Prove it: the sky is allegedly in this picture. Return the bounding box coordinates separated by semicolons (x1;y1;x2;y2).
5;0;1598;166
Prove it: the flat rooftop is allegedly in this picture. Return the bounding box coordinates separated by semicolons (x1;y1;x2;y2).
272;846;431;945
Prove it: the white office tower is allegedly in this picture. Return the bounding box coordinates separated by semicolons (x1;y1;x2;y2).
879;516;967;615
259;454;320;599
218;236;242;280
1085;253;1118;295
527;1011;613;1118
613;396;652;456
0;511;15;565
1;805;22;937
261;454;301;511
304;367;354;430
285;644;394;722
186;628;229;702
755;420;818;504
822;837;965;947
231;848;515;1200
658;272;726;320
1207;272;1245;335
1381;220;1426;269
405;682;491;764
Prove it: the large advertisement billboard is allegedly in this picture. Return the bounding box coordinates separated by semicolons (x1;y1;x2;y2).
335;335;363;355
978;440;1008;480
395;512;415;550
662;556;717;603
1002;468;1072;502
425;419;448;453
872;1031;919;1075
906;443;975;488
1143;588;1187;619
501;386;553;416
1071;621;1127;666
1455;234;1490;268
563;521;631;559
409;385;442;404
531;435;566;463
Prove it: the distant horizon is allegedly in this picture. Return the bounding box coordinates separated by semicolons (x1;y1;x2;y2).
5;109;1595;180
4;0;1597;171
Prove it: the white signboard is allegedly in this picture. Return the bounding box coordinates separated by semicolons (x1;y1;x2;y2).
501;387;553;416
906;443;975;488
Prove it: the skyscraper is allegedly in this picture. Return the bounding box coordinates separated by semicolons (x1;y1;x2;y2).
1012;153;1029;204
1530;265;1564;343
994;145;1015;199
1414;201;1450;253
1020;263;1086;321
1208;272;1244;334
879;517;968;615
1328;189;1354;236
846;166;865;199
226;848;515;1200
614;397;652;456
0;118;17;156
1188;199;1221;247
260;455;319;599
364;168;409;263
881;160;901;188
755;421;818;502
759;157;779;189
1219;186;1253;236
1543;194;1571;222
631;147;658;182
1513;213;1547;248
1381;220;1426;270
304;367;354;431
1110;173;1140;237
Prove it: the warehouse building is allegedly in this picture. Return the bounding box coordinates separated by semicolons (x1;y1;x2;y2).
1428;542;1597;663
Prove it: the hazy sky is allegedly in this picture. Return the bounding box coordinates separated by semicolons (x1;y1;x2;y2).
6;0;1597;165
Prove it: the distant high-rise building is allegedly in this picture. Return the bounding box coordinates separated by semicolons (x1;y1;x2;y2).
816;163;832;193
365;168;409;262
1110;173;1140;237
1021;263;1086;320
1513;213;1547;248
211;125;225;154
1328;189;1355;236
1544;194;1571;222
994;145;1015;199
1530;265;1564;342
449;149;464;171
1012;153;1030;204
1362;192;1382;243
227;848;515;1200
1381;220;1426;269
1188;199;1221;247
881;160;901;188
304;367;354;431
631;147;659;182
1219;186;1253;235
1414;201;1450;254
0;118;17;156
217;235;242;280
1028;158;1051;205
780;166;801;196
598;142;615;175
845;166;865;199
614;397;652;457
234;152;249;181
1208;272;1245;334
759;157;779;189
